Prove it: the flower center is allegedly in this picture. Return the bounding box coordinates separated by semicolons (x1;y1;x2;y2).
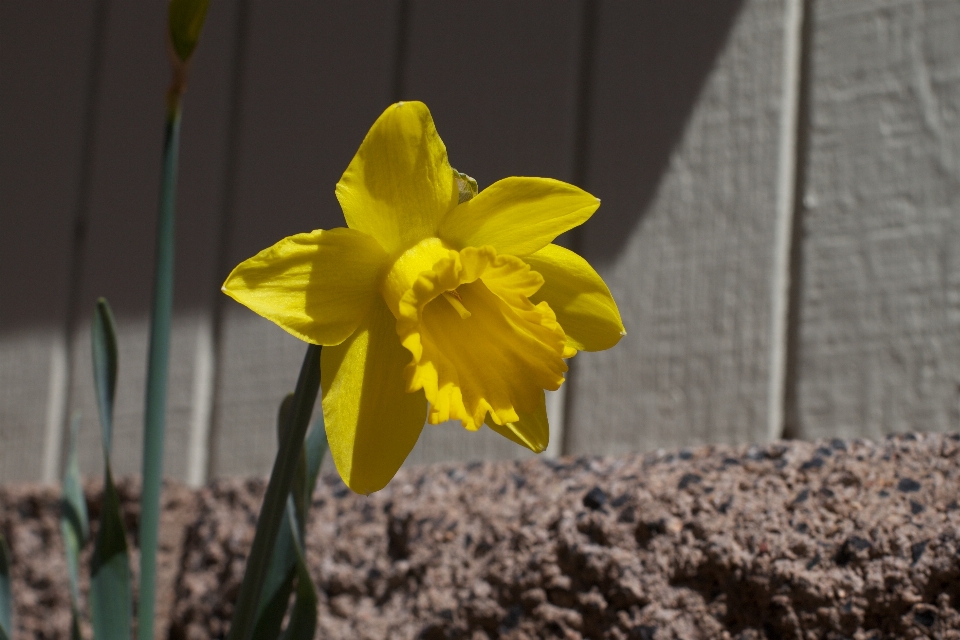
383;243;570;431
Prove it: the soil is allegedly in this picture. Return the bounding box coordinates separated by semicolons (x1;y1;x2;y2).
3;432;960;639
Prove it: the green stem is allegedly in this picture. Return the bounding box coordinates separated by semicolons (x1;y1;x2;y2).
227;344;322;640
138;96;182;640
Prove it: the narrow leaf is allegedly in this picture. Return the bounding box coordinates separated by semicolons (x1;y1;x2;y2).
278;503;317;640
303;411;329;501
91;298;118;453
90;463;132;640
252;399;328;638
251;395;301;640
60;412;88;637
0;533;12;640
226;345;321;640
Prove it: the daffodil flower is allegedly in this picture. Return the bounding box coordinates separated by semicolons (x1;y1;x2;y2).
223;102;624;494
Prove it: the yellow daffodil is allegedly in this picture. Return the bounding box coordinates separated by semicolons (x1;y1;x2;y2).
223;101;624;494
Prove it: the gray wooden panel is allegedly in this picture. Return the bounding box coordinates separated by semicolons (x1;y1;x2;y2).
398;0;584;465
69;0;236;479
792;0;960;440
212;1;401;477
568;0;790;454
0;2;97;482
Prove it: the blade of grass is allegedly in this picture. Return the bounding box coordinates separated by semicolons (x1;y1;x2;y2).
90;298;132;640
0;533;12;640
226;344;321;640
60;412;89;637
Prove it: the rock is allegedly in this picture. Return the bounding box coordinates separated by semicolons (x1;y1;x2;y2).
3;433;960;639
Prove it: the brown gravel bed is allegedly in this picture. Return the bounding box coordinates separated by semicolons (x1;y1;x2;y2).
3;432;960;639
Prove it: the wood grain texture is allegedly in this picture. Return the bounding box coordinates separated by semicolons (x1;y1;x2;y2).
399;0;584;466
68;0;236;479
0;2;97;481
792;0;960;440
567;0;789;455
211;1;400;477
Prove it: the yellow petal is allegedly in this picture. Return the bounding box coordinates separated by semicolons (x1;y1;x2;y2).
321;298;428;494
439;177;600;257
394;245;568;431
222;228;388;346
484;390;549;453
336;101;459;254
525;243;625;351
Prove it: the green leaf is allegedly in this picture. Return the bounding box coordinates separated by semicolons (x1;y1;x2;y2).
90;300;132;640
91;298;118;454
278;503;317;640
304;412;329;500
252;399;328;639
226;345;321;640
0;532;12;640
90;463;132;640
168;0;210;62
60;412;89;636
251;396;302;640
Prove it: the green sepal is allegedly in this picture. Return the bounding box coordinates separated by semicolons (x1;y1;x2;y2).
168;0;210;62
0;532;12;640
453;168;479;204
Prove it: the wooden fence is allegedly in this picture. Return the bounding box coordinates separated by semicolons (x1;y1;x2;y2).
2;0;959;485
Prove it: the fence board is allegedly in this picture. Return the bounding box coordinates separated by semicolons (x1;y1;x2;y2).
0;2;98;482
68;0;237;479
567;0;790;455
792;0;960;440
211;1;401;477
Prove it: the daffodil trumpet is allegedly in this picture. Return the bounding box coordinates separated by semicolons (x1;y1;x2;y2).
224;101;625;494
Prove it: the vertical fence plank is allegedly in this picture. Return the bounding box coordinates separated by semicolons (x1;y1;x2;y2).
211;1;400;477
792;0;960;441
397;0;584;466
0;2;98;482
68;0;236;480
567;0;791;455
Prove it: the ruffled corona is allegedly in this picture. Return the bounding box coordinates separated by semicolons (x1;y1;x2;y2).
383;240;572;431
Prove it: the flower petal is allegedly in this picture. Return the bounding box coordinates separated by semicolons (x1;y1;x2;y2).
439;177;600;257
525;243;626;351
222;228;388;346
485;389;549;453
336;101;459;254
321;298;428;494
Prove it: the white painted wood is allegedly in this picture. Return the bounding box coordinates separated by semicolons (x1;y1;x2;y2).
567;0;791;455
211;1;401;477
0;2;98;482
68;0;238;480
793;0;960;440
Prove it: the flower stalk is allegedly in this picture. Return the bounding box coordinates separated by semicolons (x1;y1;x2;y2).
226;344;322;640
138;3;208;638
